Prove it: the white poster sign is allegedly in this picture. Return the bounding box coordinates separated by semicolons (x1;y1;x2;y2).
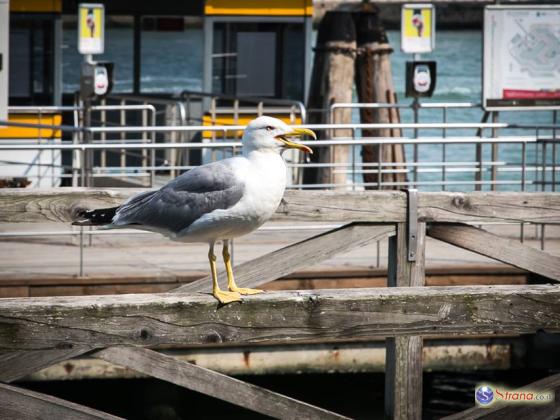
78;3;105;55
483;5;560;110
401;4;435;54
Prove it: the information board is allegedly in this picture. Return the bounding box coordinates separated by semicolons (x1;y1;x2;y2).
483;5;560;110
401;4;435;54
78;3;104;55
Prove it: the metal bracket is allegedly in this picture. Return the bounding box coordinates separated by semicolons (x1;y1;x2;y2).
406;188;418;262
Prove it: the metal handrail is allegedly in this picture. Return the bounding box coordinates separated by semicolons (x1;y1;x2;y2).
0;136;544;151
180;90;307;123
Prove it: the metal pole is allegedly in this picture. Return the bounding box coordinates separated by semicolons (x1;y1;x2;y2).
442;107;447;191
83;97;93;187
413;98;419;187
79;226;84;277
491;112;499;191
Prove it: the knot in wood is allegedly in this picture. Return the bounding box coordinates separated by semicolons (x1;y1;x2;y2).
205;330;223;344
452;195;466;208
307;295;321;310
139;328;152;340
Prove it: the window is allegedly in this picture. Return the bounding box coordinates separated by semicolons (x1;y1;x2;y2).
212;21;305;100
9;15;55;105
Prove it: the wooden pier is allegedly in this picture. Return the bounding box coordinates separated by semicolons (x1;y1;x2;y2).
1;188;560;419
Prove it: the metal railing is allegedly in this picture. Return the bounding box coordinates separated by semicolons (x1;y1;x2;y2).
1;118;558;191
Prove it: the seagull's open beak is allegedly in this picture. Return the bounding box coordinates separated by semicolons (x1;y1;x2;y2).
276;128;316;154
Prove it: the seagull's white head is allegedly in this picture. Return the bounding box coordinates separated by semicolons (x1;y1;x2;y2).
242;116;315;155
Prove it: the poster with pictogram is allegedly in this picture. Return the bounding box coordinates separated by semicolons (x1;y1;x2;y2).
401;4;435;54
78;3;104;55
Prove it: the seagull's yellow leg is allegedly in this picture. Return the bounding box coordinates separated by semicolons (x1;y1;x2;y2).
209;243;240;304
223;241;263;295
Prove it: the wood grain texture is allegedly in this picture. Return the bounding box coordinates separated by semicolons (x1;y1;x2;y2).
0;188;142;223
174;223;395;293
3;189;560;224
95;347;349;420
443;373;560;420
0;347;92;382
0;382;123;420
1;285;559;351
388;223;426;288
386;223;426;420
303;10;355;186
386;336;423;420
428;223;560;281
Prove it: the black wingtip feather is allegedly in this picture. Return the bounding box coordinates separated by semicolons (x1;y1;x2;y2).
72;206;118;226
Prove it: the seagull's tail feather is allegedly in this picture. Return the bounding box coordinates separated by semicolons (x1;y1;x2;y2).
72;206;118;226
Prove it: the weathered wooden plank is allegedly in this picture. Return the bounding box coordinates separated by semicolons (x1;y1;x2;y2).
388;223;426;288
418;192;560;224
385;336;423;420
0;347;92;383
0;382;123;420
385;223;426;420
443;372;560;420
3;188;560;224
174;223;395;293
0;188;143;223
428;223;560;281
1;286;559;351
95;346;349;420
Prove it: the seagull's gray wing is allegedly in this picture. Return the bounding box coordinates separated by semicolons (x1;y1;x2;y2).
112;159;244;233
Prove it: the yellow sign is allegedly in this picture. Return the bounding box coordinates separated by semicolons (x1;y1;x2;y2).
205;0;312;16
401;4;435;53
78;3;104;54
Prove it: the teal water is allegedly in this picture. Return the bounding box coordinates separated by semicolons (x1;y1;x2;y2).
62;28;558;191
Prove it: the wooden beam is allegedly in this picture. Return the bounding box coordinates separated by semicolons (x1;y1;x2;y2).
0;382;123;419
1;285;559;351
0;347;92;383
443;373;560;420
428;223;560;282
0;188;142;223
174;223;395;293
385;223;426;420
95;347;349;420
3;188;560;224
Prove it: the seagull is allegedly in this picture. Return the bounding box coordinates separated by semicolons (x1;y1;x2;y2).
74;116;316;304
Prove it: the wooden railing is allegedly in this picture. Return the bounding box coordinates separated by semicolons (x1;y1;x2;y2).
1;188;560;419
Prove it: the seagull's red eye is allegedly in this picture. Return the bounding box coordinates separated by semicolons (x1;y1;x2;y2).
266;126;274;131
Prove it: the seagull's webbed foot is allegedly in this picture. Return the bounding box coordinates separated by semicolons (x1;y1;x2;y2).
213;289;242;304
229;286;264;295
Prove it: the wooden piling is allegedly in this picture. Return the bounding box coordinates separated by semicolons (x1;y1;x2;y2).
304;11;356;187
354;7;407;189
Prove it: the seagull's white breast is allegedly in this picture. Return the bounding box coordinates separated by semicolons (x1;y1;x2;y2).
176;151;287;242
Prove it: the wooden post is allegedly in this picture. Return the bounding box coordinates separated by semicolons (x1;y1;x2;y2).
303;11;356;187
385;222;426;420
354;6;407;190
